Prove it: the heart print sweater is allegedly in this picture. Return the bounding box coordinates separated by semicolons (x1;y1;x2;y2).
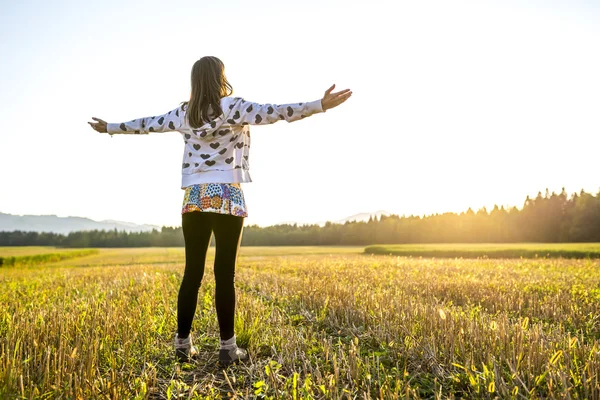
106;97;325;188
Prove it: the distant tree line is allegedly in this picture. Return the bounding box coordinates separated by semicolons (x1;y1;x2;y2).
1;188;599;247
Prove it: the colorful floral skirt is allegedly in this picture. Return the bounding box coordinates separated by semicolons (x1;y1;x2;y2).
181;183;248;217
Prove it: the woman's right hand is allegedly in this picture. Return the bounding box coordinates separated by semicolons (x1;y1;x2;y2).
88;117;108;133
321;84;352;111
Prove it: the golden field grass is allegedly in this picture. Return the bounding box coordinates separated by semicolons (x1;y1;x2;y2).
1;246;599;399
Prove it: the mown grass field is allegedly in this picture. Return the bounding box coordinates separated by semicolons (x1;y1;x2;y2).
1;245;600;399
365;243;600;259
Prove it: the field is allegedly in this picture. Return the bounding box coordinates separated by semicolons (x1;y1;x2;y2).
1;246;600;399
365;243;600;259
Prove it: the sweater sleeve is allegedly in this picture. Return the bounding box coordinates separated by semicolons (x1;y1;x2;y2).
106;104;186;135
226;98;324;126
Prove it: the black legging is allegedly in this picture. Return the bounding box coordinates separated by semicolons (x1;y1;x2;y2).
178;211;244;340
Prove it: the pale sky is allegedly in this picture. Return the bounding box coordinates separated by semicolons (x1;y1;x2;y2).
1;0;599;228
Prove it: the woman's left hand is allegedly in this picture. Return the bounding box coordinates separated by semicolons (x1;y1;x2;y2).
88;117;108;133
321;84;352;111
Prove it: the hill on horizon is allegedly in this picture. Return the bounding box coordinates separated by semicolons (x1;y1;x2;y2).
336;210;391;224
0;212;161;235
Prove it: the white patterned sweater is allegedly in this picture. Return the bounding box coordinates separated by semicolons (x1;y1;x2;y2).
107;97;324;188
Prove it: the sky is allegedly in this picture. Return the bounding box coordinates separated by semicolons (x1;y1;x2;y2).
0;0;599;228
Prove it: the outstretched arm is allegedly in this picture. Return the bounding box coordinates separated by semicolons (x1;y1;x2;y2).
228;84;352;126
88;104;186;136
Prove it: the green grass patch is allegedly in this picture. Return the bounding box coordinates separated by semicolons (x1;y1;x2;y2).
364;243;600;259
0;249;100;267
0;246;66;256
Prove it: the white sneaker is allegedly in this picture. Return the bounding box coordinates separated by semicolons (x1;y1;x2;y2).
219;345;248;366
174;333;198;362
218;335;248;366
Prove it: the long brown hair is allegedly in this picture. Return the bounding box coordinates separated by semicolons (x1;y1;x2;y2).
182;56;233;128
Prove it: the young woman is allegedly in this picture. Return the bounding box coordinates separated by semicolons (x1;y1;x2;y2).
88;56;352;365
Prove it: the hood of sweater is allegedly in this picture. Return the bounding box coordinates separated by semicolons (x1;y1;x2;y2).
189;97;242;142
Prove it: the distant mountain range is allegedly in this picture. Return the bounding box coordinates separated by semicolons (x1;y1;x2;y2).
0;213;161;234
0;210;393;234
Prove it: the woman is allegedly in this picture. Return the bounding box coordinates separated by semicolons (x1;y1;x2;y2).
88;56;352;365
